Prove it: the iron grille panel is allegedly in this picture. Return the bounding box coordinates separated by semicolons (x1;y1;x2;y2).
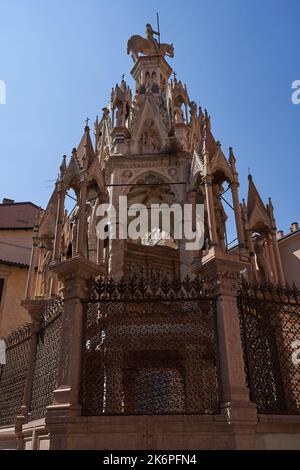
29;297;63;420
0;324;31;426
81;295;220;416
238;283;300;414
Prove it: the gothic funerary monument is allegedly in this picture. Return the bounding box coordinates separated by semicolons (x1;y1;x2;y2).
0;24;299;450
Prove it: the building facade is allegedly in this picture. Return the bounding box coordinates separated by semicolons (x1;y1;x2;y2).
0;25;299;450
0;199;40;336
278;222;300;288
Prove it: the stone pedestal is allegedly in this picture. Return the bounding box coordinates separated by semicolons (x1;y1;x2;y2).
15;299;49;449
45;255;105;449
196;255;258;449
111;127;130;155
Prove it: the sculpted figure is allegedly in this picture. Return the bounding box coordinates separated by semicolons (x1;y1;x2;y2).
174;106;184;123
145;24;159;52
127;24;174;62
213;183;228;252
41;244;53;297
116;106;123;127
254;236;269;283
70;206;79;256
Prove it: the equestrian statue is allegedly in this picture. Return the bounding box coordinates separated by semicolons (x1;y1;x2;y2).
127;23;174;62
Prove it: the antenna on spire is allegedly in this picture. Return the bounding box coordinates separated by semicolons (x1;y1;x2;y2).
156;12;161;47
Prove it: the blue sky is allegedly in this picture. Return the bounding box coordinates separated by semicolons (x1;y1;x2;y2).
0;0;299;237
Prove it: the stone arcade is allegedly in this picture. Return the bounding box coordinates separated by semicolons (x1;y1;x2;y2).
0;24;299;450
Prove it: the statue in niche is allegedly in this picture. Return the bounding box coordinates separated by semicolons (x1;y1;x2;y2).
70;206;79;256
41;241;53;297
213;183;228;251
86;197;99;262
116;105;123;127
139;124;161;153
174;105;184;123
254;235;269;283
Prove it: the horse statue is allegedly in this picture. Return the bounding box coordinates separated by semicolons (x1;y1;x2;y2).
127;35;174;62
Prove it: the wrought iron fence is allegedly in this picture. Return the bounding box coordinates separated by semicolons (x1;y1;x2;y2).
0;297;63;427
29;297;63;421
0;324;31;426
81;276;220;416
238;282;300;414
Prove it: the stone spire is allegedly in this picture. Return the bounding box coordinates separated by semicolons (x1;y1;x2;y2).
247;173;267;217
76;123;95;167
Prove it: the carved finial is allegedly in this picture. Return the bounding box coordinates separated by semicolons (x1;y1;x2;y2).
85;117;90;127
203;109;211;129
268;196;274;212
189;100;197;116
102;107;109;118
229;147;236;165
267;196;275;221
60;155;67;178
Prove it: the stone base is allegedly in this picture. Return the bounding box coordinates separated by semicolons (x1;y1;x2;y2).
5;414;300;450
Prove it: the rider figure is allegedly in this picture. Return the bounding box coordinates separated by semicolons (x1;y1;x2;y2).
145;24;160;53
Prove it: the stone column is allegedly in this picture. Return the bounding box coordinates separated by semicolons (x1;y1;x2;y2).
266;236;278;284
97;237;105;265
109;235;125;279
204;175;218;246
53;183;66;262
34;242;46;297
46;256;104;449
231;183;246;255
15;300;48;449
229;148;246;257
76;178;88;256
24;224;39;301
201;257;257;449
189;189;197;232
108;191;126;279
246;230;258;283
271;229;285;286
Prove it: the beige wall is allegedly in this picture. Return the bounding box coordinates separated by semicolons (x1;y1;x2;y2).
0;229;33;265
279;232;300;288
0;264;31;336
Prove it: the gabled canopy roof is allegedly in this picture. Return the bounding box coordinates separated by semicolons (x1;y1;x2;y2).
247;174;271;231
76;125;95;167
